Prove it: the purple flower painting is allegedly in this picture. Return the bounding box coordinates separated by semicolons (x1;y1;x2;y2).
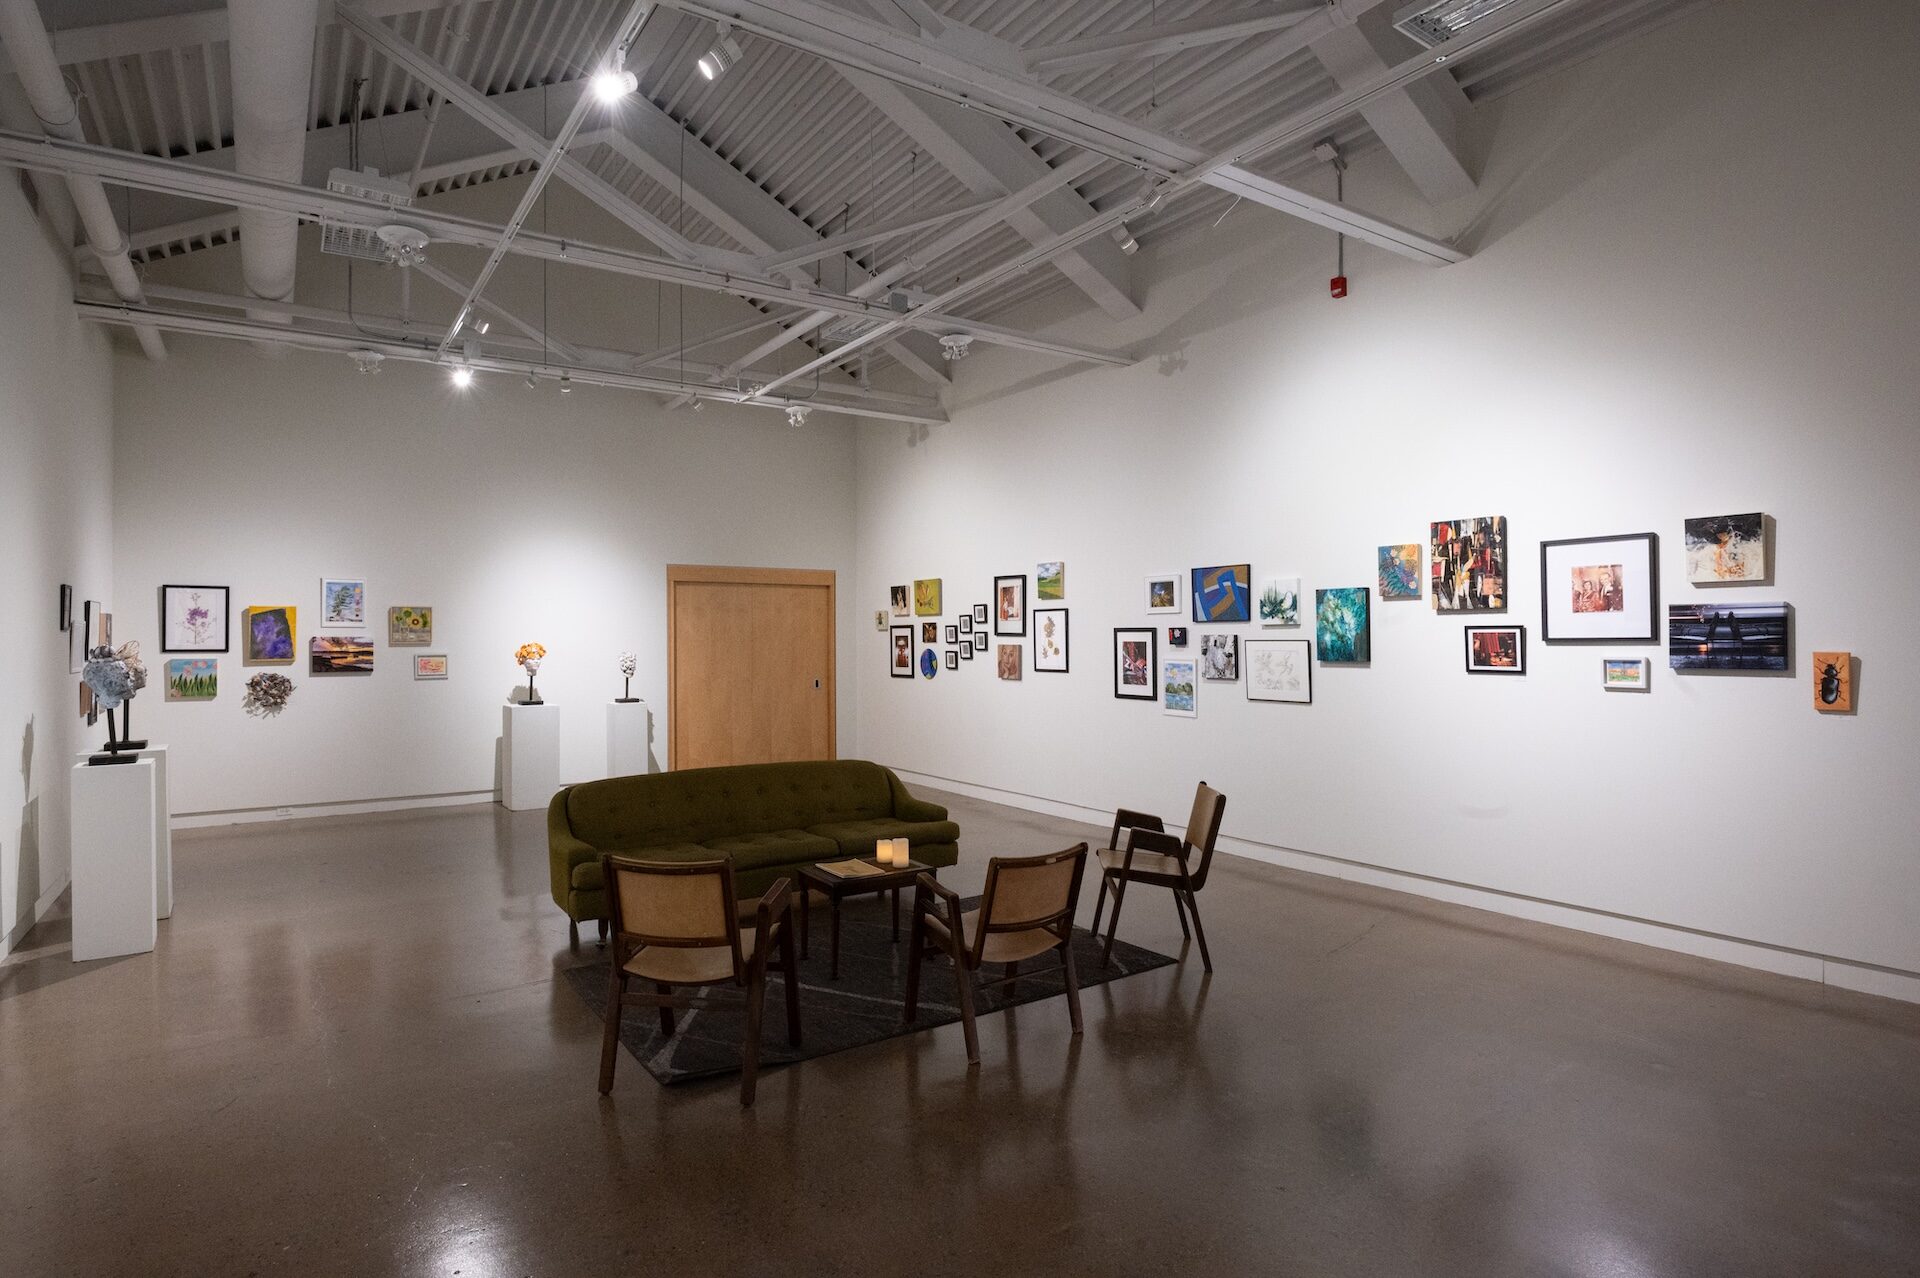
246;606;296;664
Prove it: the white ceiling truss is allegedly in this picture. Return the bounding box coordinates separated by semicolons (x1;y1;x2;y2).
0;0;1703;420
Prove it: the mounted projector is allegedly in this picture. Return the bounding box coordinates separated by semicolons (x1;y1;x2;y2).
321;166;416;261
1392;0;1529;48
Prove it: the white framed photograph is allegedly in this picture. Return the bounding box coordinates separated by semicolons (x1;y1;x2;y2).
1145;572;1182;614
1162;658;1197;717
320;576;367;628
1602;657;1649;690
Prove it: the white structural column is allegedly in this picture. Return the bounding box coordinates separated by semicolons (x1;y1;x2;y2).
228;0;322;323
69;760;159;962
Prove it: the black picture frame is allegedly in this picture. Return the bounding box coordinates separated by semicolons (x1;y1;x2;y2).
1167;626;1188;648
160;583;231;653
59;583;72;632
959;640;973;661
921;621;938;644
944;624;958;644
1033;606;1068;673
944;650;958;670
888;625;915;679
1539;532;1659;643
993;574;1027;636
1464;625;1527;674
1113;627;1158;700
972;603;989;625
959;614;973;634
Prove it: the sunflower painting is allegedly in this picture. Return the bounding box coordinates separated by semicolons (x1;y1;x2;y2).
388;605;434;646
914;578;943;616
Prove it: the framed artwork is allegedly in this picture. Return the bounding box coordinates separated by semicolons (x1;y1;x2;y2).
1603;658;1649;690
1167;626;1188;648
1813;651;1853;712
921;622;938;644
161;584;229;652
1685;512;1766;583
973;603;989;625
945;649;959;671
1113;627;1157;700
944;624;958;644
890;585;910;617
1191;564;1251;623
996;644;1022;681
959;614;973;634
920;649;938;679
1163;658;1197;717
914;579;942;616
1540;533;1659;642
994;575;1027;636
1145;573;1182;614
1464;625;1526;674
1246;639;1312;704
320;577;366;628
388;606;433;646
874;610;887;632
1258;577;1301;627
970;635;986;656
59;583;72;632
1037;561;1066;601
959;640;973;661
1315;588;1371;663
244;606;297;664
414;654;450;680
100;611;112;647
1669;603;1789;671
1430;516;1507;611
889;626;914;678
1199;633;1238;681
164;658;218;701
310;635;373;675
81;681;96;726
1033;606;1068;672
1378;546;1422;601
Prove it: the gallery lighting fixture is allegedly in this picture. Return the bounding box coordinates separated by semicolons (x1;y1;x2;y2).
449;364;474;389
939;334;974;362
591;57;639;103
697;25;744;80
1392;0;1528;47
786;405;811;428
1113;226;1140;256
351;349;385;374
559;372;573;394
375;223;429;268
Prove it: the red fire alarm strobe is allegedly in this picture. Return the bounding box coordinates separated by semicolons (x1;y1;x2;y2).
1330;275;1348;299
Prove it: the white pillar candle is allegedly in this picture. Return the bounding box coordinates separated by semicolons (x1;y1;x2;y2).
892;837;910;867
875;838;893;866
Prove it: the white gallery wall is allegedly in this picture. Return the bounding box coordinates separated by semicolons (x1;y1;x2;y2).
1;179;116;957
854;0;1920;993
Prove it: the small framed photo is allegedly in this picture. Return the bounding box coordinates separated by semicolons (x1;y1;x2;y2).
160;584;230;653
959;614;973;634
1146;573;1182;614
994;574;1027;636
1603;657;1648;690
921;621;938;644
413;654;450;680
959;641;973;661
1167;626;1188;648
1113;627;1157;700
944;624;958;644
972;635;989;657
320;576;367;628
944;649;959;671
973;603;989;625
1464;625;1527;674
1245;639;1312;703
889;585;910;617
1539;533;1659;643
1033;606;1068;673
889;625;915;679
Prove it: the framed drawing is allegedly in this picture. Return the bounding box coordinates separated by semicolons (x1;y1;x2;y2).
1464;625;1526;674
1377;545;1422;600
994;574;1027;636
164;658;218;701
1315;588;1371;663
973;603;989;625
414;654;450;680
388;606;433;646
1602;658;1648;690
1245;639;1312;704
913;578;942;616
244;606;297;664
959;640;973;661
1191;564;1251;623
1033;606;1068;672
889;625;914;678
320;576;366;628
1668;602;1789;671
1113;627;1157;700
1146;573;1182;614
1685;512;1766;583
1257;577;1300;627
1540;533;1658;642
1199;633;1238;680
1813;651;1852;711
161;584;230;653
1162;658;1197;717
1430;516;1507;611
959;614;973;634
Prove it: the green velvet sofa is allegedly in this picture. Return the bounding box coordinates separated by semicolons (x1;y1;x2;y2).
548;759;959;945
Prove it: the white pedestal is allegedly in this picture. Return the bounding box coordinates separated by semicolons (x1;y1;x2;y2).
77;743;170;920
70;759;158;962
606;700;650;778
502;703;560;811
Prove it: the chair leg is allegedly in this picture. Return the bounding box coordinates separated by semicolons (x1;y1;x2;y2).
1005;959;1019;997
1061;942;1083;1035
1184;890;1214;973
1173;888;1191;939
952;951;980;1067
656;984;676;1037
1101;877;1129;968
780;918;802;1047
1090;874;1109;936
597;970;627;1094
903;912;927;1021
741;965;767;1107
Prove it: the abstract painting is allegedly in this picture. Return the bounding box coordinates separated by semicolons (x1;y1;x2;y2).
310;635;374;675
1813;651;1853;712
1146;574;1182;614
914;579;942;616
921;649;939;680
164;658;217;701
890;585;910;617
1464;625;1526;675
1191;564;1252;623
1540;533;1658;642
1315;588;1371;663
1199;633;1238;681
414;654;449;680
996;644;1022;681
1685;512;1766;583
161;584;229;652
994;575;1027;637
244;606;297;665
1603;658;1648;690
1377;546;1422;601
388;606;433;646
320;577;366;628
890;626;914;678
1036;562;1065;601
1668;602;1789;671
1258;577;1301;627
1430;517;1506;612
1245;639;1312;704
1163;659;1197;717
1113;627;1157;700
1034;607;1068;672
1167;627;1188;648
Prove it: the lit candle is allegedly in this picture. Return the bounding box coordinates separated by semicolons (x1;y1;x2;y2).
892;838;910;868
875;838;893;867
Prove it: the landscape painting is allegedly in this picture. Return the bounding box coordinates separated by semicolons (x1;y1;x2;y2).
1603;658;1648;689
1191;564;1252;623
1315;587;1371;663
1685;512;1766;583
1036;561;1065;601
1668;602;1789;671
1246;639;1312;704
1163;659;1197;717
1430;516;1507;611
164;658;217;701
1258;577;1300;627
311;635;374;674
245;606;297;664
1378;545;1422;600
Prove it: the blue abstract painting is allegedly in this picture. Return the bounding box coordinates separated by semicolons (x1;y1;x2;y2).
1315;588;1371;663
1191;564;1251;623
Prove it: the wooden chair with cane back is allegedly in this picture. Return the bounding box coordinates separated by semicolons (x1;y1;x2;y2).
1089;783;1226;972
904;843;1089;1066
596;854;800;1107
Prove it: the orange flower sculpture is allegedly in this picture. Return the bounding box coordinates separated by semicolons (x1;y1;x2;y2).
515;642;547;705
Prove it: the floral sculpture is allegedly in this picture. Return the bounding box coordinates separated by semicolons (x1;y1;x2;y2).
617;651;638;702
243;672;294;718
515;641;547;705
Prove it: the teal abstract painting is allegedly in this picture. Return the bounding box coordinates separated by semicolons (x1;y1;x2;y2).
1315;588;1371;663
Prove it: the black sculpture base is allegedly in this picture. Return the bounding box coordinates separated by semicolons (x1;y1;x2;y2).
521;697;545;706
87;752;139;767
103;738;148;753
615;697;640;704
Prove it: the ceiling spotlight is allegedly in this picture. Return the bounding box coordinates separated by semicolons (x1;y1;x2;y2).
1112;226;1139;256
475;319;490;335
559;371;573;394
592;57;639;103
1393;0;1527;47
351;349;385;374
939;334;974;362
376;223;429;267
697;25;743;80
786;405;811;428
450;364;474;389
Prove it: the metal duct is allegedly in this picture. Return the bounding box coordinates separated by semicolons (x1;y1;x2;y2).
228;0;321;328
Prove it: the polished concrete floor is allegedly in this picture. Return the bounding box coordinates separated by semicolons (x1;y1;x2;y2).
3;788;1918;1277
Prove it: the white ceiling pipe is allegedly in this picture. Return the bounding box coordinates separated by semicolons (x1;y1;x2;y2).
0;68;74;248
228;0;321;329
0;0;164;359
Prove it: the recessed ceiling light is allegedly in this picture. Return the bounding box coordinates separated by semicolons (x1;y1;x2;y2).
698;26;744;80
1392;0;1528;48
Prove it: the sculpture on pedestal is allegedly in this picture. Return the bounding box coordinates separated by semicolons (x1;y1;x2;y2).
515;642;547;705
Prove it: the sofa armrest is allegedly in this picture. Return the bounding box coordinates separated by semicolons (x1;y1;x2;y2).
547;788;600;916
886;769;948;823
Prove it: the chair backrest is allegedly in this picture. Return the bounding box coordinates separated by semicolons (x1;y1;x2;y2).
1184;783;1226;890
974;843;1087;962
602;854;743;975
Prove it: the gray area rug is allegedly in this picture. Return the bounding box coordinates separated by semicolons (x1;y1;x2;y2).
562;895;1176;1085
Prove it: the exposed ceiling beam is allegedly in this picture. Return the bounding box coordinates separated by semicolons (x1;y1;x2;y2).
1309;15;1476;203
6;0;473;68
1025;7;1316;76
750;194;1000;273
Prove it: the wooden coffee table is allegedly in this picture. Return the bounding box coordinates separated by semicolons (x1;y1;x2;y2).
798;858;934;979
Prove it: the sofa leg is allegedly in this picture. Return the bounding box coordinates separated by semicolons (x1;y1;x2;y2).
597;917;609;944
569;920;580;953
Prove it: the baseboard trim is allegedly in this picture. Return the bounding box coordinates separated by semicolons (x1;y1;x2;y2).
1;873;71;962
173;790;496;829
891;767;1920;1007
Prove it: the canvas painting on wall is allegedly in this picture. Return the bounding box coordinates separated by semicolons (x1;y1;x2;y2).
1685;512;1766;583
1540;533;1659;642
1199;633;1238;681
996;644;1022;681
414;654;449;680
995;574;1027;636
889;626;914;678
1146;574;1182;614
1258;577;1300;627
1603;658;1648;690
164;658;217;701
1113;627;1157;700
1464;625;1526;674
1163;659;1197;717
161;584;229;652
1315;588;1371;663
1245;639;1312;704
1167;627;1188;648
1377;546;1422;600
245;606;297;665
1036;562;1065;601
1668;602;1789;671
914;579;942;616
320;577;366;628
310;635;374;674
922;622;938;644
1813;650;1853;711
1191;564;1252;623
1430;517;1507;611
1034;607;1068;672
388;606;433;645
890;585;910;617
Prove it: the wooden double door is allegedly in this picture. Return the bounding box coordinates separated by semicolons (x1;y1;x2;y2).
667;565;836;770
